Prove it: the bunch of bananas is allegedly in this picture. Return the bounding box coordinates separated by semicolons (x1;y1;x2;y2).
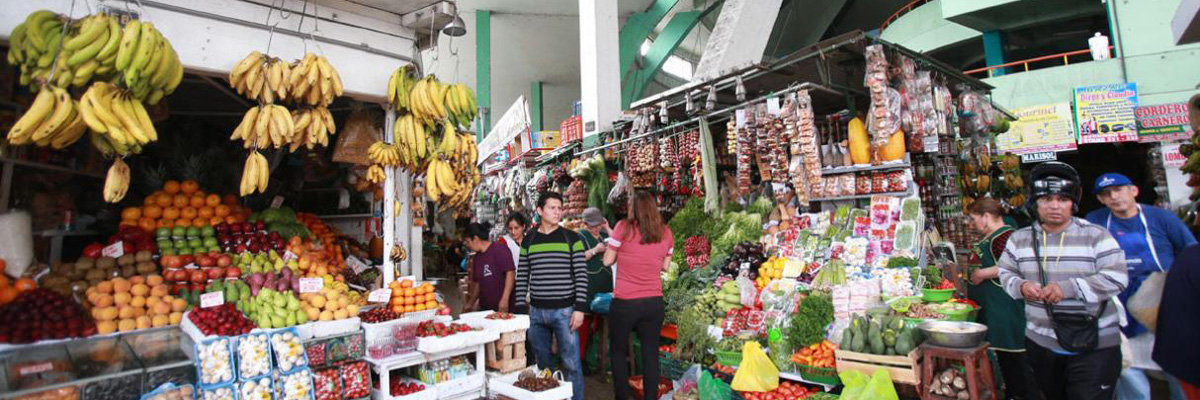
230;105;295;149
103;158;130;203
7;85;87;149
7;10;66;88
444;83;478;128
366;165;386;184
229;51;291;104
368;142;402;167
289;53;342;107
80;82;157;156
239;150;269;196
113;20;183;104
289;107;335;151
386;65;417;113
408;76;448;124
425;129;480;208
392;114;430;170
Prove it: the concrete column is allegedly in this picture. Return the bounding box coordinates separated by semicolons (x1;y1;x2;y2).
982;30;1007;76
692;0;782;81
579;0;622;145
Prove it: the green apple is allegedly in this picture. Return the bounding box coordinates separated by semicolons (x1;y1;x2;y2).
186;227;201;238
201;226;215;238
155;227;171;239
161;248;177;256
171;226;187;238
173;239;188;249
157;239;173;249
203;237;218;247
188;238;203;248
178;247;193;255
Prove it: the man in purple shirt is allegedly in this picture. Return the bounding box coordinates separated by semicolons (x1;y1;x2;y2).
463;222;515;312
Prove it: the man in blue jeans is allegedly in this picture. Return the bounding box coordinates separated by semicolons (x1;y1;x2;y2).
514;191;588;400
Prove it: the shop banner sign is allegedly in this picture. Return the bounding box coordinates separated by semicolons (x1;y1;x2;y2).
996;103;1078;154
1074;83;1139;144
478;95;531;165
1161;143;1192;208
1136;102;1192;143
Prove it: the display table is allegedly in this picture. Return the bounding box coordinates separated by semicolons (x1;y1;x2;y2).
366;343;487;400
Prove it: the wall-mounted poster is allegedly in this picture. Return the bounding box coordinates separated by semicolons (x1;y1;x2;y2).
1137;102;1192;143
1074;83;1139;144
995;103;1078;154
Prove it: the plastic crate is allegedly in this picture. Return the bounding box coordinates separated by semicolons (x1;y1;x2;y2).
797;364;841;386
715;350;743;366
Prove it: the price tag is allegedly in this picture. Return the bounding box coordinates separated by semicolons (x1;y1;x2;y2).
766;97;781;115
200;292;224;308
299;278;324;293
922;135;939;153
739;262;750;271
283;251;298;263
271;196;284;208
347;256;369;274
368;288;391;303
102;241;124;258
18;362;53;376
184;263;199;270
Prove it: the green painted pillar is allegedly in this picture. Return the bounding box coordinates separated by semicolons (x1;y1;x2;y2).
530;81;543;132
624;10;705;104
476;10;491;139
982;30;1007;76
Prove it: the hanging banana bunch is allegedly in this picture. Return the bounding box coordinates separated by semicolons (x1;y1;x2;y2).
368;142;402;167
288;53;342;107
408;75;447;124
392;114;430;171
239;150;269;196
229;104;295;149
7;10;66;89
443;83;478;129
7;85;87;149
113;19;184;104
387;65;418;113
289;107;335;151
228;51;292;104
79;81;157;156
366;165;386;184
103;158;130;203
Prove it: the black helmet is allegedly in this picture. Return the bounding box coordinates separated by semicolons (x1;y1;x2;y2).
1027;161;1081;211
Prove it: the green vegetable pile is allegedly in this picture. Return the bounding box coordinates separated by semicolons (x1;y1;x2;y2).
710;211;763;262
663;267;714;325
886;256;917;269
668;198;717;265
674;307;716;364
787;291;834;350
839;312;921;355
917;265;943;289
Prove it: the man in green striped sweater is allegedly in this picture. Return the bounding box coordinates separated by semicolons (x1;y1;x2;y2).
515;191;588;400
998;162;1128;400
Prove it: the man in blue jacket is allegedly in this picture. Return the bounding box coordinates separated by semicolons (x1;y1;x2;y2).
1086;173;1197;400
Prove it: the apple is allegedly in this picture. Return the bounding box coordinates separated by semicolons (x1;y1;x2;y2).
173;239;188;249
195;255;213;267
181;255;196;266
186;227;201;238
255;221;265;231
189;269;207;283
235;244;249;253
201;226;216;238
203;237;218;248
216;255;233;267
189;282;205;292
171;226;187;238
161;248;178;257
156;227;171;239
170;282;186;295
158;239;174;249
225;267;242;278
205;268;223;280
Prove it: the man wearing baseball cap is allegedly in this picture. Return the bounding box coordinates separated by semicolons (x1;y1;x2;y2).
1085;172;1197;400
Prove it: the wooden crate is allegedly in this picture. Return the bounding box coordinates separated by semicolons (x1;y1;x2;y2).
486;340;527;373
497;330;526;346
834;348;923;385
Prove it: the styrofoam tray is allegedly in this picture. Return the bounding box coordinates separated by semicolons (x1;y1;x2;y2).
295;317;361;340
487;368;573;400
416;335;466;354
458;313;529;333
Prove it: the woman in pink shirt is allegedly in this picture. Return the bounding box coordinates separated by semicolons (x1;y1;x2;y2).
603;190;674;400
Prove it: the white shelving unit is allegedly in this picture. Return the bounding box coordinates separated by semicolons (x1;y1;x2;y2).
367;344;487;400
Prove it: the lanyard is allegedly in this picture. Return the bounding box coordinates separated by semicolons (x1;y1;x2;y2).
1040;228;1067;277
1106;205;1164;272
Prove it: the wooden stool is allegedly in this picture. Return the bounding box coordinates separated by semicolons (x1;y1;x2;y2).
920;342;997;400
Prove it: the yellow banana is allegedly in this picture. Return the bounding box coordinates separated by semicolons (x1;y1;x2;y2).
8;87;56;144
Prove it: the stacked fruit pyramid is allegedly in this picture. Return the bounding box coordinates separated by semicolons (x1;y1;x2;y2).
6;10;185;203
122;179;249;233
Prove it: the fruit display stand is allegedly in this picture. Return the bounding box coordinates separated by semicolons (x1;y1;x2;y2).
366;343;487;400
833;347;923;385
372;375;436;400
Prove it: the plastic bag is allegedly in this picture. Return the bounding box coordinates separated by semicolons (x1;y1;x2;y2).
0;211;33;278
699;370;731;400
839;369;899;400
333;105;381;165
737;276;757;307
1128;272;1167;332
731;342;778;392
590;292;613;315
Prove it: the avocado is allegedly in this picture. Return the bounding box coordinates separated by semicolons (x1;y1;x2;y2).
851;333;867;353
895;330;914;354
883;329;897;347
869;331;885;354
841;328;854;350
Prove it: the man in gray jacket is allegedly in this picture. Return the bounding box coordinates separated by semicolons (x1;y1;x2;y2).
998;162;1128;400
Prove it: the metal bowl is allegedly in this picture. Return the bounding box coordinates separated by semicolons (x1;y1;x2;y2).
918;321;988;348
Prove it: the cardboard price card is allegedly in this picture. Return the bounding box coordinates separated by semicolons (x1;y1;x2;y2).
347;256;369;274
298;278;324;293
200;292;225;308
102;241;124;258
368;288;391;303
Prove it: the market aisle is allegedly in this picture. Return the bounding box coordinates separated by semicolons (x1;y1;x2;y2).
584;372;616;399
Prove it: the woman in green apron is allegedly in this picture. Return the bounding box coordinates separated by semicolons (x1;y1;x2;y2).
965;197;1039;400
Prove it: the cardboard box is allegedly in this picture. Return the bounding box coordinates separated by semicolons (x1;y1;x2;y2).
532;130;561;149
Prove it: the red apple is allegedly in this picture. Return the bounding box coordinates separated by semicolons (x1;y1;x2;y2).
189;270;207;283
205;267;223;280
225;267;242;278
189;282;205;292
217;255;233;267
197;255;214;267
170;282;186;295
162;255;183;269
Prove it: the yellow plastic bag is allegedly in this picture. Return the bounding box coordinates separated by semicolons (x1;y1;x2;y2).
838;369;899;400
731;342;779;392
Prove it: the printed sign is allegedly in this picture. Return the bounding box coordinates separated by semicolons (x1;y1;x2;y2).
1074;83;1139;144
995;103;1078;154
270;196;284;208
299;278;324;293
368;289;391;303
102;241;124;258
200;292;224;308
18;363;53;376
1137;102;1193;143
1162;143;1192;208
283;251;298;263
479;95;531;164
347;256;369;274
766;97;781;115
1020;152;1058;163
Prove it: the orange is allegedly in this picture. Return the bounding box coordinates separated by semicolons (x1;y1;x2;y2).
400;280;413;289
189;195;205;209
403;288;415;297
121;207;142;220
198;207;214;219
424;293;435;302
0;274;8;288
193;217;208;227
143;205;163;219
120;219;138;227
181;208;198;220
403;305;414;313
139;218;156;233
174;219;192;228
157;220;173;229
209;217;224;226
215;205;231;217
205;194;221;207
143;196;156;206
225;216;239;224
172;195;188;208
425;301;438;310
163;180;181;194
154;194;172;207
14;278;36;292
181;181;200;195
0;287;18;305
162;207;180;221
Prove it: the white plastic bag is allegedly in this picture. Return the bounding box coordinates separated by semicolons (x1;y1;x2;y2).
0;211;33;278
1128;272;1167;332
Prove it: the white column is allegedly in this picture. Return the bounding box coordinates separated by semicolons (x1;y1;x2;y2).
692;0;783;82
579;0;622;138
